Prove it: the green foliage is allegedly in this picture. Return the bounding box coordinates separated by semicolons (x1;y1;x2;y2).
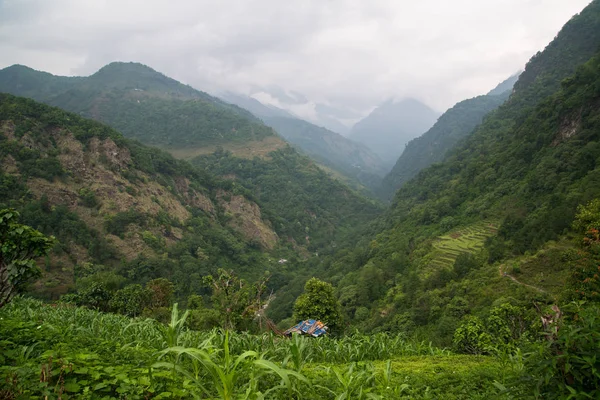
192;147;382;251
104;208;147;237
0;298;510;399
453;302;537;356
453;253;481;278
77;188;98;208
518;302;600;399
573;198;600;234
186;294;204;310
486;303;533;350
452;315;493;355
293;278;343;331
146;278;175;309
108;284;151;317
203;269;267;331
0;209;54;308
64;281;113;311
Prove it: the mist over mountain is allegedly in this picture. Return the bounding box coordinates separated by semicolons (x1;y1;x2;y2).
348;98;440;167
248;86;361;135
221;91;387;192
219;91;295;119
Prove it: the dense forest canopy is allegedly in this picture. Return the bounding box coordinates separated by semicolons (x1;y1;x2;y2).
0;62;277;149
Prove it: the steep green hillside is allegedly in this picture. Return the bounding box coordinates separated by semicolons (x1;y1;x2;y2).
378;1;600;200
380;91;510;199
0;93;382;310
309;0;600;343
261;117;387;191
191;147;383;253
221;92;387;194
0;62;287;156
0;93;298;301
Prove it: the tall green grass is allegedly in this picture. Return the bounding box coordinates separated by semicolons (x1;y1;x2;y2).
0;298;511;399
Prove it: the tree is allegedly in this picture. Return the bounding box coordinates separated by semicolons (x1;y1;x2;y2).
453;315;493;354
65;281;112;311
453;315;493;355
203;269;267;331
486;303;531;348
146;278;175;309
293;278;342;331
0;209;54;308
453;253;480;278
567;199;600;301
109;284;151;317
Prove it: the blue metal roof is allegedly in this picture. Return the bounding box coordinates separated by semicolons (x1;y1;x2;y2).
283;319;328;337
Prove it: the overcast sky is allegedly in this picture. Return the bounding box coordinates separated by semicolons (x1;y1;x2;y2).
0;0;593;116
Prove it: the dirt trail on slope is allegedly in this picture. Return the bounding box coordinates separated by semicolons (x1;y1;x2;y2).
498;265;555;299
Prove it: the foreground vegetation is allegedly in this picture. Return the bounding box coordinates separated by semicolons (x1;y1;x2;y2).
0;298;513;399
2;297;598;399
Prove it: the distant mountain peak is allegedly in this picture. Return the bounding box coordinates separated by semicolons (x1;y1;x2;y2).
4;64;35;72
89;61;171;83
349;97;440;166
93;61;157;73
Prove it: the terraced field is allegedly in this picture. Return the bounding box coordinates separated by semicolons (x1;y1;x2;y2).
428;221;499;270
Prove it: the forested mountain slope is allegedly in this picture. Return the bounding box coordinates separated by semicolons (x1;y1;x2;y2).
0;62;287;158
221;92;387;193
256;117;386;191
191;146;383;253
300;0;600;342
0;93;283;299
0;94;381;305
380;88;511;199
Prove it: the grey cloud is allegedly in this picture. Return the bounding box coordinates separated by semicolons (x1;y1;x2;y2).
0;0;593;117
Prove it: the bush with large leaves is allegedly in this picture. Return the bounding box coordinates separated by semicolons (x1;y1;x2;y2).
0;209;54;308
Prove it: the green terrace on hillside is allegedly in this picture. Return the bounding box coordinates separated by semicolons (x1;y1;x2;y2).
428;221;498;270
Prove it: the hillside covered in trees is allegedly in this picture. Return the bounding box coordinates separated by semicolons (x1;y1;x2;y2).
0;94;380;306
379;79;515;199
221;91;388;193
0;62;286;157
308;0;600;343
